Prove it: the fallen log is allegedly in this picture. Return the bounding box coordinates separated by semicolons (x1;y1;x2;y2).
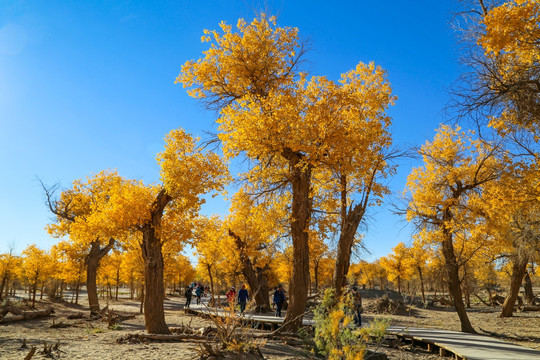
116;333;209;343
0;315;24;323
100;308;137;327
67;312;85;320
521;306;540;312
50;320;72;328
23;308;55;320
0;307;54;323
1;306;23;316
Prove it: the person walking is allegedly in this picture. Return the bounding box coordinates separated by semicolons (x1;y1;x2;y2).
273;284;286;317
184;285;193;308
237;284;249;313
195;284;203;305
352;284;363;326
226;286;236;305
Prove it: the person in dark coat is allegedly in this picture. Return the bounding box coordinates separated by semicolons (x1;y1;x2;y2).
184;285;193;308
195;284;203;305
237;284;249;313
273;284;286;317
351;285;362;326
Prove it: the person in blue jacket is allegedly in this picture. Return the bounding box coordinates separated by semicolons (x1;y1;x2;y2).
195;284;203;305
237;284;249;313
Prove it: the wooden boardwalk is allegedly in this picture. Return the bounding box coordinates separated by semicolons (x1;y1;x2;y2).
185;304;540;360
387;326;540;360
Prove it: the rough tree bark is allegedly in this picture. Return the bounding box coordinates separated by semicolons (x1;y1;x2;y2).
0;274;8;301
333;207;363;297
85;238;115;315
228;229;271;312
42;181;116;315
500;254;529;317
332;170;376;298
441;220;476;333
206;263;215;306
524;271;535;305
141;188;171;334
282;148;312;331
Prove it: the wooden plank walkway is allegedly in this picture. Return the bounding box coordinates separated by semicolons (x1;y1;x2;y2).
387;326;540;360
185;304;540;360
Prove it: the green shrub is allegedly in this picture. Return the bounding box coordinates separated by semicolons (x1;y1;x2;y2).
314;288;387;360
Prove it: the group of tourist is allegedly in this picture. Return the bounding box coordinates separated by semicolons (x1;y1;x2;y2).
183;282;362;325
225;283;286;317
183;283;207;308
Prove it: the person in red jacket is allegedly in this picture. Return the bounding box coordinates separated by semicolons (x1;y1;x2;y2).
226;286;236;305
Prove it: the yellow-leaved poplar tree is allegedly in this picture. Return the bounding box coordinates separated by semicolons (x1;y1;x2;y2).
178;14;395;330
405;125;501;333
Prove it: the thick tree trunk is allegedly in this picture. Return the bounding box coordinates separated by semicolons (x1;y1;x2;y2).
441;226;475;333
228;230;271;311
282;149;312;331
333;231;354;297
142;223;169;334
31;285;37;308
500;255;528;317
524;272;534;305
0;275;7;301
85;239;115;315
332;174;368;298
141;189;171;334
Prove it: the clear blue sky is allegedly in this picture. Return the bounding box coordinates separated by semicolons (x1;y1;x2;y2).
0;0;462;260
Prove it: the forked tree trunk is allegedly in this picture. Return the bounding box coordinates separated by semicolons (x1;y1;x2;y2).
141;189;171;334
524;272;534;305
85;239;115;315
500;255;528;317
228;230;271;311
282;149;312;331
441;224;475;333
332;174;369;298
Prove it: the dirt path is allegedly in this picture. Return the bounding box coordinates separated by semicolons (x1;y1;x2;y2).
1;292;538;359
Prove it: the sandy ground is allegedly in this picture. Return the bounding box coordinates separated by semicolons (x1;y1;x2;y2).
0;296;311;360
0;290;538;360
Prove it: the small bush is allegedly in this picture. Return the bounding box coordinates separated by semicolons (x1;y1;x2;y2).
314;288;387;360
196;299;265;359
